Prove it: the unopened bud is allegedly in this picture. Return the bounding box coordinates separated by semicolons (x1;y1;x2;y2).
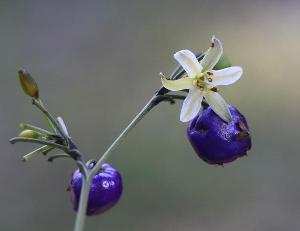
18;69;39;99
18;129;40;139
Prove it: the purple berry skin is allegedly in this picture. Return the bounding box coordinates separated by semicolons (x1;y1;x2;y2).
187;105;252;165
70;163;123;216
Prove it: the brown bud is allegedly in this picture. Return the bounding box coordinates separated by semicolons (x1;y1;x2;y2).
18;69;39;99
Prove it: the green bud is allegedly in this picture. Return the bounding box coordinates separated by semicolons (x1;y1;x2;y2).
18;69;39;99
213;55;231;70
18;129;40;139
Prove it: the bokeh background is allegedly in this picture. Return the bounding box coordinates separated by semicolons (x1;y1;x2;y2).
1;0;300;230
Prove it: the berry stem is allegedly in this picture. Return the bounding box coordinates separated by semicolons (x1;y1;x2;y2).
74;95;157;231
73;92;186;231
72;56;199;230
74;176;91;231
88;92;186;179
88;95;156;178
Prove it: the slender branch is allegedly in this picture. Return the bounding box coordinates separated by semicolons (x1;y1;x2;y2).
42;146;55;155
72;55;204;231
73;92;186;231
22;145;50;162
38;99;58;133
74;177;90;231
48;153;71;162
9;137;68;151
88;95;156;179
32;99;69;145
76;160;88;178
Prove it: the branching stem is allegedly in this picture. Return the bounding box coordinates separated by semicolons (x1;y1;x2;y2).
13;55;204;231
9;137;68;151
32;99;70;146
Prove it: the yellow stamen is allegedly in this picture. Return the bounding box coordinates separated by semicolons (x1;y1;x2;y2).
195;73;204;79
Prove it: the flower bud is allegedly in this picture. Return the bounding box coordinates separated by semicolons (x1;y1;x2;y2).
18;129;40;139
18;69;39;99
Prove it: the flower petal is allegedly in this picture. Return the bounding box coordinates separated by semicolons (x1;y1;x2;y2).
204;90;232;122
174;50;203;77
161;77;194;91
200;36;223;71
180;87;204;122
210;66;243;86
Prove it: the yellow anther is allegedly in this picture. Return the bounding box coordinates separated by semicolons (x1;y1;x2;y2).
193;80;204;89
210;87;218;92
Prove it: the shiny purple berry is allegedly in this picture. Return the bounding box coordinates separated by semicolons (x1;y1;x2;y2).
187;105;252;165
70;162;123;216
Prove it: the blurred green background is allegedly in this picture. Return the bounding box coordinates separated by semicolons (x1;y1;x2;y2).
1;0;300;230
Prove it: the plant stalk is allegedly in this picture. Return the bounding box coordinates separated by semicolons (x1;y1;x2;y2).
73;92;186;231
73;177;91;231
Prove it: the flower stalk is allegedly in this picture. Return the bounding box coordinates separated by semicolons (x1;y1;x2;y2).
73;93;186;231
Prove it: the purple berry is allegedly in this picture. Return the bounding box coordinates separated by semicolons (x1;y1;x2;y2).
70;162;123;216
187;105;252;165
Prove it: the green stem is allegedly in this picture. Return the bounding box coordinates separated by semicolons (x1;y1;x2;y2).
42;146;55;155
47;153;71;162
88;95;157;178
73;93;186;231
73;95;156;231
32;99;70;145
73;177;91;231
38;99;58;133
89;93;185;177
73;96;157;231
9;137;68;151
22;145;50;162
68;58;188;231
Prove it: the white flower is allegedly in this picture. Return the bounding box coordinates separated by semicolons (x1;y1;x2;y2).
161;36;243;123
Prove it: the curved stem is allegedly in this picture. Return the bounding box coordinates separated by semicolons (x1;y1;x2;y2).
9;137;68;151
88;93;186;179
73;176;91;231
72;91;187;231
32;99;70;145
88;95;157;178
22;145;49;162
37;99;58;133
73;95;157;231
47;153;71;162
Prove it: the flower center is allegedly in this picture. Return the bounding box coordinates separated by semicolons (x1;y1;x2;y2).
193;71;214;90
